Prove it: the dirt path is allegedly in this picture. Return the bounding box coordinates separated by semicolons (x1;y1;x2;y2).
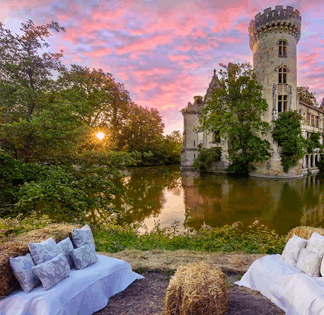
94;270;285;315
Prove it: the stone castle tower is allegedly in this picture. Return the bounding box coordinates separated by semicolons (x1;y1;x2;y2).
181;5;311;178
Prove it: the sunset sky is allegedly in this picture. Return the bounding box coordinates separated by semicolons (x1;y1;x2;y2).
1;0;324;135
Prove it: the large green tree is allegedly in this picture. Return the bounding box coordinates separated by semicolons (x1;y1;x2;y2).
199;62;271;175
0;20;86;162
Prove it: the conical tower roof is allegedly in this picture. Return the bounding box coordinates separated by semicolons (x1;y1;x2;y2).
204;69;220;101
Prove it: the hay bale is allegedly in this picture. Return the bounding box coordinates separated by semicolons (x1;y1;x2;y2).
286;226;324;243
0;223;80;298
163;262;228;315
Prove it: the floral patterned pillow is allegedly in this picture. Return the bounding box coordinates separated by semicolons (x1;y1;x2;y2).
57;237;75;269
296;248;322;277
280;235;308;266
32;253;70;290
71;245;98;270
72;226;95;251
306;232;324;256
9;253;41;293
28;238;62;265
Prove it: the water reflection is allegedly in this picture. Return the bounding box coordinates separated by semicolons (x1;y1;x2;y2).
54;165;324;236
182;171;324;236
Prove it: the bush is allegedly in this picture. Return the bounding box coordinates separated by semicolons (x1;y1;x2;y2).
193;147;221;171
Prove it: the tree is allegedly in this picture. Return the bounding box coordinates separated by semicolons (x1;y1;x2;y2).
272;111;304;172
0;20;86;162
297;86;318;107
199;62;271;175
118;103;165;153
57;65;131;151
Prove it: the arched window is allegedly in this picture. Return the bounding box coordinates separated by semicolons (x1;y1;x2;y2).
278;67;287;84
278;40;287;57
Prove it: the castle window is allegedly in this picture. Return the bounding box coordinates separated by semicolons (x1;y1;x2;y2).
278;67;287;84
213;131;221;143
278;40;287;57
307;112;310;124
193;140;195;147
278;95;287;112
316;116;319;128
311;115;315;126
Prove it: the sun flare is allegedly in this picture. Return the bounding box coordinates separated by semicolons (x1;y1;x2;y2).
96;132;105;140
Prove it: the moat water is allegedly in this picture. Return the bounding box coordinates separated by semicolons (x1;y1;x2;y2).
48;165;324;235
72;165;324;236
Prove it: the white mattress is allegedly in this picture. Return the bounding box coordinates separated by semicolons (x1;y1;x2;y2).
235;254;324;315
0;254;143;315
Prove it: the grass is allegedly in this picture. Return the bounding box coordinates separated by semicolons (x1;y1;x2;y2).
92;218;287;255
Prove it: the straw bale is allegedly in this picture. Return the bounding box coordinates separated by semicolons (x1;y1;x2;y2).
163;262;228;315
286;226;324;242
0;223;80;298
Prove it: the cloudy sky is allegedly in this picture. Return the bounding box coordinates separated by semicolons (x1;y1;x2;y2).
1;0;324;135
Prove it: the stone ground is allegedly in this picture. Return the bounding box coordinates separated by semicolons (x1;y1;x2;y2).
94;270;285;315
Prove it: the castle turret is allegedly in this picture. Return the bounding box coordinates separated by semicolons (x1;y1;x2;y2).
181;96;203;168
249;5;301;122
248;5;303;177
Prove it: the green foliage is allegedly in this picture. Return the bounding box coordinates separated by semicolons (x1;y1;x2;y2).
0;152;139;220
199;63;271;175
272;111;304;173
0;211;52;237
193;147;221;171
297;86;319;107
304;133;323;153
93;219;286;255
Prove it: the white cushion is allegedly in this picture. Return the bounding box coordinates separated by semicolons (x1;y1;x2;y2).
0;255;144;315
71;245;98;270
57;237;75;269
280;235;307;266
235;254;324;314
9;253;41;294
306;232;324;256
296;248;322;277
32;253;70;290
72;226;95;251
28;238;62;265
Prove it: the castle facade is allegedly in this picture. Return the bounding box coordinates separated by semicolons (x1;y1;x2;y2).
181;5;324;178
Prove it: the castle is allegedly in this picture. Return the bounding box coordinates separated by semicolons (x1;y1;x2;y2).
181;5;324;178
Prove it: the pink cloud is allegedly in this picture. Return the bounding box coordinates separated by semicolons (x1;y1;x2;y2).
84;47;112;57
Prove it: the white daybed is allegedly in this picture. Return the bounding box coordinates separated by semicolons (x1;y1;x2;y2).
236;254;324;314
0;254;143;315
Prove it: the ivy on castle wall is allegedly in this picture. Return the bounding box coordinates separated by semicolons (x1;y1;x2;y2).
193;147;221;171
272;111;304;173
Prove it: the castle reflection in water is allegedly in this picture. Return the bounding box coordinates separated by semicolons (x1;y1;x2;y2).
181;170;324;236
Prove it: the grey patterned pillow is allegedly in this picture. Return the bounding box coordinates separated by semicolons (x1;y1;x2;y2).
9;253;41;293
28;237;62;265
280;235;308;266
81;224;95;243
296;248;322;277
72;226;95;251
306;232;324;256
32;253;70;290
57;237;75;269
71;245;98;270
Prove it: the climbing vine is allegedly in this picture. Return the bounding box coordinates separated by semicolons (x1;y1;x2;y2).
272;111;304;173
304;133;323;153
193;147;222;171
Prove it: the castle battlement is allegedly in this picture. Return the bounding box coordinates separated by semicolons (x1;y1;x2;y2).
249;5;301;49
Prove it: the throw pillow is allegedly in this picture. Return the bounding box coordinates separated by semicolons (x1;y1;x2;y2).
9;253;41;293
28;237;62;265
71;245;98;270
32;253;70;290
72;226;95;251
306;232;324;256
57;237;75;269
296;248;322;277
280;235;308;266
